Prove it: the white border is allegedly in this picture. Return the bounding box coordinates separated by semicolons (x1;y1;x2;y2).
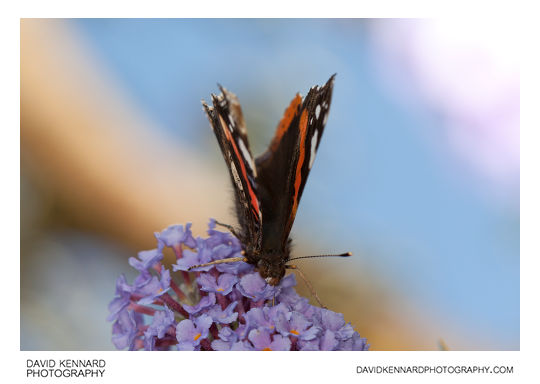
6;0;537;382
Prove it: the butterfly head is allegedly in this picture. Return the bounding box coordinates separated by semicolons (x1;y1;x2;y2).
256;256;287;286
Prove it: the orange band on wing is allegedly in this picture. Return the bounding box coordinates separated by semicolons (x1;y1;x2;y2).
291;109;309;218
270;94;302;152
219;116;260;215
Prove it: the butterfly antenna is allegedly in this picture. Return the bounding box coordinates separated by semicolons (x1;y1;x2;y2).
187;256;247;271
288;252;352;262
285;252;351;308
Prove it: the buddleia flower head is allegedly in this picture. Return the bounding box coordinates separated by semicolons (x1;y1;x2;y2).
108;219;369;351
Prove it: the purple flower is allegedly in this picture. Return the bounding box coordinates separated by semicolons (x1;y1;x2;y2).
128;247;163;272
321;330;341;351
144;306;176;350
176;314;213;350
147;306;175;338
172;249;213;272
218;326;238;343
248;328;291;351
244;303;289;333
275;311;320;341
157;223;197;249
211;326;253;351
211;327;238;351
215;259;252;274
112;309;143;350
182;293;216;315
205;219;237;247
107;274;132;322
351;333;370;351
197;273;238;295
318;309;355;340
108;219;369;351
206;302;238;324
276;274;303;305
134;269;171;305
338;332;370;351
237;272;276;301
199;225;250;275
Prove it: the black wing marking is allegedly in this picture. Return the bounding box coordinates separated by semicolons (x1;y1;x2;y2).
255;74;335;252
202;87;262;248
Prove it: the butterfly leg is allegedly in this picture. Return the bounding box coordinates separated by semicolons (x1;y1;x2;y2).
215;220;242;239
286;264;326;309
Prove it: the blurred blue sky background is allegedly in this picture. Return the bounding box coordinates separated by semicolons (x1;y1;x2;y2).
21;19;519;350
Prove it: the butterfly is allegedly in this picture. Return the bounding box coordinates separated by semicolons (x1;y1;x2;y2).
198;74;347;291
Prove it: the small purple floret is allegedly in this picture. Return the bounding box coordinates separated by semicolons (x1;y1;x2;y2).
206;302;238;324
144;306;175;350
182;293;216;315
197;273;238;295
176;314;213;350
157;223;197;249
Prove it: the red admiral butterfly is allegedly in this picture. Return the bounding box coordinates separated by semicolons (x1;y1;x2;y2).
196;74;349;295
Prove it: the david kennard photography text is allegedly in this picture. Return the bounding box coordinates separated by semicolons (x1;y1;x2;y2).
26;359;106;378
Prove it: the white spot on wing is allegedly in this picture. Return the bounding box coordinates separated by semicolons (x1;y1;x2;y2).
315;104;321;119
230;161;244;191
228;114;235;130
238;138;257;177
309;129;319;169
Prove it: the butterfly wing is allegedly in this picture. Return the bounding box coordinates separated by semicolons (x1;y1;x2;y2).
202;86;262;249
255;74;335;252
